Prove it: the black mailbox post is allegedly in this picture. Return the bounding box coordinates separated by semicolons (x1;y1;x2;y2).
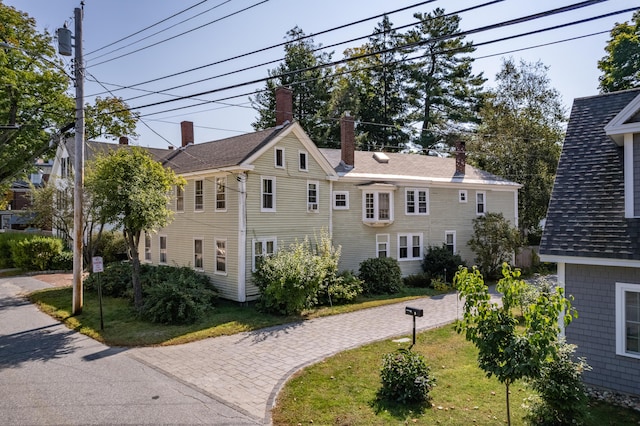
405;306;423;346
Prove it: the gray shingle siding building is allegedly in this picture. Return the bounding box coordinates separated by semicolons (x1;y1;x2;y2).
540;88;640;396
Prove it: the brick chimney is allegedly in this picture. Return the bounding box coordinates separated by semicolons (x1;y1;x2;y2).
455;141;466;174
181;121;194;147
340;111;355;167
275;86;293;126
119;136;128;145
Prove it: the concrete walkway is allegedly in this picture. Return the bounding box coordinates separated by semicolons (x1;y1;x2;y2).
129;291;491;424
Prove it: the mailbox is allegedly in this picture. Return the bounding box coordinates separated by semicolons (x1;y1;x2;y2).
405;306;423;317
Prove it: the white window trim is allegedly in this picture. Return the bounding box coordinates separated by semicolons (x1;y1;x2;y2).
159;235;167;265
194;237;204;271
333;191;350;210
144;233;152;263
307;180;319;213
459;190;468;203
214;238;227;275
194;180;204;212
376;234;390;258
261;176;276;212
176;186;184;213
362;191;394;224
405;188;429;215
397;233;423;261
275;147;285;169
445;230;457;254
476;191;486;216
616;282;640;359
299;150;308;172
252;237;277;271
215;176;227;212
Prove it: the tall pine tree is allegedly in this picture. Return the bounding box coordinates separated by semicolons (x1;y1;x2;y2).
403;8;485;149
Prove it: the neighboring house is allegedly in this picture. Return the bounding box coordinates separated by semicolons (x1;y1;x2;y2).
0;160;52;231
143;88;520;302
540;88;640;396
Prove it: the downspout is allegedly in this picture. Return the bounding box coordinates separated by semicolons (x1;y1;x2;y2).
237;172;247;303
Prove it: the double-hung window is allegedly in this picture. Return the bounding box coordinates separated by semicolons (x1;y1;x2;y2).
476;191;486;215
406;188;429;215
144;233;152;262
261;177;276;212
445;231;456;254
253;238;276;270
194;238;203;270
299;150;308;171
616;282;640;359
459;190;468;203
333;191;349;210
376;234;389;258
215;177;226;211
159;236;167;264
275;147;285;168
176;186;184;212
307;181;319;212
195;180;204;211
215;239;226;274
398;233;423;260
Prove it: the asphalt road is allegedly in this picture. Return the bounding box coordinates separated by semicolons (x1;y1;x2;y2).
0;276;260;425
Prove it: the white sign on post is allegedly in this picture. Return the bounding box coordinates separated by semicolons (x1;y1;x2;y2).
92;256;104;273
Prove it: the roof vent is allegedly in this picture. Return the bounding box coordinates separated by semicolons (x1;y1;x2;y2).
373;152;389;164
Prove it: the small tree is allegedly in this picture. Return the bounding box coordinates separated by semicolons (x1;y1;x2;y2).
422;244;465;283
454;264;576;426
86;147;185;310
468;212;521;279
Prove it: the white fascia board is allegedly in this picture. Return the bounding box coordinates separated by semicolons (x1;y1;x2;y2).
605;93;640;146
539;254;640;269
180;165;254;179
337;173;521;190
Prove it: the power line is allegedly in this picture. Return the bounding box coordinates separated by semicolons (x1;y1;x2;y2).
87;0;270;68
85;0;213;57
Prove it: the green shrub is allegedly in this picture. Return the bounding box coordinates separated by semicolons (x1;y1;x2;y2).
10;236;63;271
92;231;128;264
317;270;363;305
84;262;136;298
50;251;73;271
403;272;432;288
0;233;33;268
524;341;591;426
254;238;326;315
358;257;403;295
422;244;465;283
379;348;436;405
142;268;217;324
431;277;450;292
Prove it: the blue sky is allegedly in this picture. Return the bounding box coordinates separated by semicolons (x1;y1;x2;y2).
5;0;639;149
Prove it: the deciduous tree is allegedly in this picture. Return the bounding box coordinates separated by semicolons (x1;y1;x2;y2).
455;264;576;425
85;147;184;309
598;11;640;93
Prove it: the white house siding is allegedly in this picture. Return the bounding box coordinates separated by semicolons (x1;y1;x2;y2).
242;134;333;299
148;171;241;301
331;180;518;276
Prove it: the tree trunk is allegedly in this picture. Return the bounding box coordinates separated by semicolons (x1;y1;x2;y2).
124;228;143;310
505;381;511;426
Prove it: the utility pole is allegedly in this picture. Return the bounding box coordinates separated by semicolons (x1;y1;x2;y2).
59;6;84;315
72;6;84;315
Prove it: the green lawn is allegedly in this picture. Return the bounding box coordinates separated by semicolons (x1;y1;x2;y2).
271;326;640;426
27;285;439;346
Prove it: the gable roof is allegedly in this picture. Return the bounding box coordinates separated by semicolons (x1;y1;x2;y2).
64;138;170;165
540;88;640;261
319;148;519;187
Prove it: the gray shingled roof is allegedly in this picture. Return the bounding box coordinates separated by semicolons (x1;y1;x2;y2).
540;88;640;260
161;126;287;174
319;148;518;185
65;139;170;164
